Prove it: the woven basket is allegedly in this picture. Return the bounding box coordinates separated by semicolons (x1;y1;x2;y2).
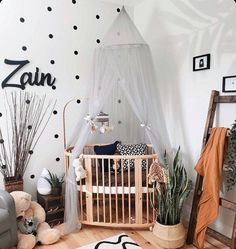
4;179;23;193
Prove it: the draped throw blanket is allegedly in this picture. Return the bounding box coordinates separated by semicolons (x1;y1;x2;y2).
194;127;228;249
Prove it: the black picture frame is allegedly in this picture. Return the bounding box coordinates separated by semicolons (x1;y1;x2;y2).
193;53;211;71
222;75;236;92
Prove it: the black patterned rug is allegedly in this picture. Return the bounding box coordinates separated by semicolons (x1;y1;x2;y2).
79;233;142;249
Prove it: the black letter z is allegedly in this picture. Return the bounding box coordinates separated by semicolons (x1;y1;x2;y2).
2;59;30;89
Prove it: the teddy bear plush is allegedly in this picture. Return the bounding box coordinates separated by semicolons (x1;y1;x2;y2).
10;191;61;249
73;154;87;181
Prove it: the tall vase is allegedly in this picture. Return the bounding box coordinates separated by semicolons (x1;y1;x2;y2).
37;168;52;195
4;177;23;193
153;222;186;249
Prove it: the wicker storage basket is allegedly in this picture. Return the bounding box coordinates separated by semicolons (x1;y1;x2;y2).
4;178;23;193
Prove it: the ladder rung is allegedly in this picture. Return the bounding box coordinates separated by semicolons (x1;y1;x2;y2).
207;227;231;247
214;95;236;103
220;198;236;212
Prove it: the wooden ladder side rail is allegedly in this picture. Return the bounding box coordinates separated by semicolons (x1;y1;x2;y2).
186;90;236;249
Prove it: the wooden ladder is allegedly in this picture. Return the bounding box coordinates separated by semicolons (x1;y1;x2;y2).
186;90;236;249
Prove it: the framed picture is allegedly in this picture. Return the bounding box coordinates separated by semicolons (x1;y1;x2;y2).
193;54;211;71
222;75;236;92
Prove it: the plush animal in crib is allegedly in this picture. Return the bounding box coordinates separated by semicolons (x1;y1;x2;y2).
73;154;87;181
147;159;167;186
10;191;61;249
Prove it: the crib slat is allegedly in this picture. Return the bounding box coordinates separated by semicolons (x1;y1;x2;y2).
85;158;93;223
146;159;149;223
102;159;106;223
80;174;83;221
96;158;99;222
109;159;112;223
135;158;143;224
121;160;125;224
115;159;118;224
128;160;131;224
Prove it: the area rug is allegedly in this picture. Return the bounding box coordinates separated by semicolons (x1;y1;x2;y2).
78;233;142;249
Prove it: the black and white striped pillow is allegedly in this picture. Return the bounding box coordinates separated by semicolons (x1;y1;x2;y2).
117;143;147;170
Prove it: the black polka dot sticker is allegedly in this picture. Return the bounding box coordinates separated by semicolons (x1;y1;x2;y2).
50;60;55;64
118;99;121;103
76;99;81;104
52;85;56;90
54;134;59;139
56;157;60;162
75;75;80;80
26;99;30;104
117;8;121;12
20;17;25;23
2;165;6;170
96;39;100;44
118;121;122;124
28;125;32;130
0;113;2;117
30;174;35;179
22;46;27;51
0;139;4;144
29;150;33;155
72;0;76;4
49;34;53;39
73;25;77;30
74;50;78;55
53;110;58;115
96;15;100;19
47;6;52;12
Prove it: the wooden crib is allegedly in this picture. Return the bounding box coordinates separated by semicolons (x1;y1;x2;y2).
64;144;157;228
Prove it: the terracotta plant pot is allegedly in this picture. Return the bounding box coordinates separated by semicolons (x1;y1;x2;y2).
153;222;186;249
51;187;62;196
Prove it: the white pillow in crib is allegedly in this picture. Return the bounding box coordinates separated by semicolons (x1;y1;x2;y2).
117;143;147;170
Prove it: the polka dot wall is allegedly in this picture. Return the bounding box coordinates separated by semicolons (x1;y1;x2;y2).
0;0;125;197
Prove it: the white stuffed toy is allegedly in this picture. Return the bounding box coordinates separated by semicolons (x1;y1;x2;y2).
73;154;87;181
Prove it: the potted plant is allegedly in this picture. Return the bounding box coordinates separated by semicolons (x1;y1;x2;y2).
0;92;55;192
44;170;64;196
151;147;192;249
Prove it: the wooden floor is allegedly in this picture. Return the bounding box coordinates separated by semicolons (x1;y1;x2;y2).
35;224;230;249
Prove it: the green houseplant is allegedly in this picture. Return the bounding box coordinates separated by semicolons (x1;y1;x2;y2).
44;170;64;196
151;147;192;248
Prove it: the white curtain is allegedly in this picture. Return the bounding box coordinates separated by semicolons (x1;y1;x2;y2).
64;7;170;234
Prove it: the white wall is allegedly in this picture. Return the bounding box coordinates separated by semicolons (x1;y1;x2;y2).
134;0;236;237
0;0;131;198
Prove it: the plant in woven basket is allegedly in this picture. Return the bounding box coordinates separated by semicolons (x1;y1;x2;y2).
151;147;192;225
44;170;64;195
0;91;55;188
224;120;236;191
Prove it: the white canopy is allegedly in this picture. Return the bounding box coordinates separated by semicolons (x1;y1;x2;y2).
64;7;170;233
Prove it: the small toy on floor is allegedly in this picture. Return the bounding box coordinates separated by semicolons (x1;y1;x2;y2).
10;191;61;249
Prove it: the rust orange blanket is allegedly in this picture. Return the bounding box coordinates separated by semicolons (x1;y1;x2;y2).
194;127;227;249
